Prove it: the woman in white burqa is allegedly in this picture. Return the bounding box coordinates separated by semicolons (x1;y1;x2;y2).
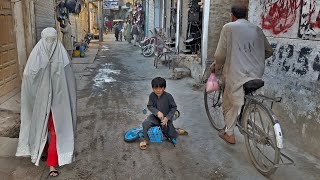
16;28;77;177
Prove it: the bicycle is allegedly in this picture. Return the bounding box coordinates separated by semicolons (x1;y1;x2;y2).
204;72;294;176
154;45;177;69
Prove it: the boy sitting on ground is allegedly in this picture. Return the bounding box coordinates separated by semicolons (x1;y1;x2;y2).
140;77;179;150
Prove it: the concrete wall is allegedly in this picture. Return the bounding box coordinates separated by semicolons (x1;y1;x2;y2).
164;0;171;38
13;1;27;77
76;2;90;42
147;0;155;36
177;0;188;51
249;0;320;158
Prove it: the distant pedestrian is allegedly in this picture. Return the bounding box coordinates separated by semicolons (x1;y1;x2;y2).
118;23;123;41
126;21;132;43
107;20;112;31
123;21;127;41
60;18;73;58
131;23;140;46
16;27;77;177
114;23;119;41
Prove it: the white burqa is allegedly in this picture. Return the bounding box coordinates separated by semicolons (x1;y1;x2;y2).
16;28;77;166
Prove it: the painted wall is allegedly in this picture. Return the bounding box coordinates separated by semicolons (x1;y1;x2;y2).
249;0;320;158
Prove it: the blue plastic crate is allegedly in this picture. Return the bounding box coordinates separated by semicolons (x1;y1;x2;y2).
147;126;163;142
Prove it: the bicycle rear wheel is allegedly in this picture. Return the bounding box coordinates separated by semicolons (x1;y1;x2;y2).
204;88;225;131
242;101;280;176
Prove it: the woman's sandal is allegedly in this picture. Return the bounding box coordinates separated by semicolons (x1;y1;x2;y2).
49;170;59;177
176;128;188;135
139;140;148;150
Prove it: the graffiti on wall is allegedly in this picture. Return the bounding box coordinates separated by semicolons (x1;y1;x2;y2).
248;0;301;38
267;42;320;80
261;0;301;35
250;0;320;39
299;0;320;39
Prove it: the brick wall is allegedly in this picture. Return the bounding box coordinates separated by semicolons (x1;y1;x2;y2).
207;0;248;59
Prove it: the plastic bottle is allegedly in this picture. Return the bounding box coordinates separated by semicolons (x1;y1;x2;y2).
273;120;284;148
142;108;147;114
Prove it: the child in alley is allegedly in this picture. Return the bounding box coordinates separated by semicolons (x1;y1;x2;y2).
140;77;180;150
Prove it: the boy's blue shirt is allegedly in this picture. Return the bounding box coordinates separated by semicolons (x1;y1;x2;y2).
147;91;177;120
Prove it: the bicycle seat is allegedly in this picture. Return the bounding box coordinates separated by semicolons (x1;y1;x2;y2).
243;79;264;94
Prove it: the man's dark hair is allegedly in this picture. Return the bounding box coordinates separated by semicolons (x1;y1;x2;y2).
231;4;247;19
151;77;166;88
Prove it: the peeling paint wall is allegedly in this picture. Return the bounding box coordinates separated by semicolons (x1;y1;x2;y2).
249;0;320;158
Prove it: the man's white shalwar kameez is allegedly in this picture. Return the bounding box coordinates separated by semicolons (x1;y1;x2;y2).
214;19;273;135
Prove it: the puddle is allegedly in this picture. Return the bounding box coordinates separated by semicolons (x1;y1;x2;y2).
101;45;110;51
93;63;120;88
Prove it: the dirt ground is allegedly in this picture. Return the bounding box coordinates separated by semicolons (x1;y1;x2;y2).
1;34;320;180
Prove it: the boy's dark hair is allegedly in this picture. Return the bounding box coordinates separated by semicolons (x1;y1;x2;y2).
151;77;166;88
231;4;247;19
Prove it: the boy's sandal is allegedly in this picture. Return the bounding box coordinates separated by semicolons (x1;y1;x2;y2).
49;170;59;177
139;140;148;150
176;128;188;135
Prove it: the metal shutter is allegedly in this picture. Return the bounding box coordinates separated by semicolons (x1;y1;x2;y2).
34;0;56;41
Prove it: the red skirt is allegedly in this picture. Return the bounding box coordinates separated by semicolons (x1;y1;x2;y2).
45;112;58;166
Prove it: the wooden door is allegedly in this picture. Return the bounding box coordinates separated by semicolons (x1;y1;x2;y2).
0;0;20;104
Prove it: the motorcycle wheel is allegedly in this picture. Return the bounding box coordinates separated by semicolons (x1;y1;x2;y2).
142;45;155;57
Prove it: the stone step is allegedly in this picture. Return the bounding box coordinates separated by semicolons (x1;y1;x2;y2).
172;67;191;79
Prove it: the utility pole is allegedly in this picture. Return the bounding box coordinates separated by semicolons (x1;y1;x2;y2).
98;0;103;42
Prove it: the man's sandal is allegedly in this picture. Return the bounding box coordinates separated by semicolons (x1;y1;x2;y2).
176;128;188;135
49;170;59;177
139;140;148;150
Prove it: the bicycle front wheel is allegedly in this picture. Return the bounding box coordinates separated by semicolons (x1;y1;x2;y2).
242;101;280;176
204;88;225;131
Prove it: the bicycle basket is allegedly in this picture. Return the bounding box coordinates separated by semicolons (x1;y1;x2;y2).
147;126;163;142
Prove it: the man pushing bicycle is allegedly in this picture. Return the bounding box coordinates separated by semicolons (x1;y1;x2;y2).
211;3;273;144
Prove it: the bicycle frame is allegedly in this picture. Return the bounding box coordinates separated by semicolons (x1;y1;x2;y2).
237;93;294;168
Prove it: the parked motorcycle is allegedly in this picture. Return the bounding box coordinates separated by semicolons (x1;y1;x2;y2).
82;31;93;51
140;28;166;57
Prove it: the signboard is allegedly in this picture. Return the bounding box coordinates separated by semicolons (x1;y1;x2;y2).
103;0;119;10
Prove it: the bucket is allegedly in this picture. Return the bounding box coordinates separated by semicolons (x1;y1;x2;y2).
73;50;80;57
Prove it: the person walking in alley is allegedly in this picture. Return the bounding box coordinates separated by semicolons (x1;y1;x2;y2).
126;21;132;43
107;20;112;32
114;23;119;41
123;21;127;41
16;27;77;177
140;77;179;150
211;3;273;144
118;22;123;41
132;23;140;46
60;18;73;59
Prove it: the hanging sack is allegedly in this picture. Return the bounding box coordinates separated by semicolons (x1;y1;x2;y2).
206;73;219;93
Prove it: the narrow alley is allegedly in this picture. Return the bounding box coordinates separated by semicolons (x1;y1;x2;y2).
1;34;319;180
1;0;320;180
